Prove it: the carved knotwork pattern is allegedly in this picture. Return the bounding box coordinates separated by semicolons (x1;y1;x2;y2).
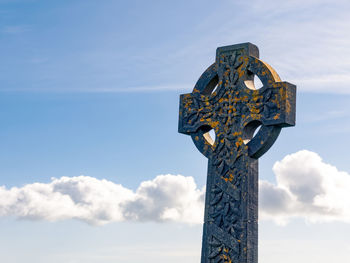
208;235;239;263
182;52;283;167
209;185;243;240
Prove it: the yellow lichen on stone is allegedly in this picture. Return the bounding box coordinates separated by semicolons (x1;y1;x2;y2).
273;113;280;120
210;121;220;128
285;88;291;114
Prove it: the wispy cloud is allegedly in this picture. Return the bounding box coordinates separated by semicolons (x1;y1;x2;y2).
2;25;31;34
81;84;190;93
2;0;350;93
177;0;350;94
0;150;349;225
300;109;350;124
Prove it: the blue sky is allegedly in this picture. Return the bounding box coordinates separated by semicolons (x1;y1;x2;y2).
1;0;350;262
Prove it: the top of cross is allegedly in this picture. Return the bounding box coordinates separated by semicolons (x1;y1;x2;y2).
178;42;296;160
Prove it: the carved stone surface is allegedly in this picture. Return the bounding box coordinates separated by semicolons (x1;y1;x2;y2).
178;43;296;263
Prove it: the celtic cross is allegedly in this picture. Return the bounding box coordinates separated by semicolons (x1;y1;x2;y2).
178;43;296;263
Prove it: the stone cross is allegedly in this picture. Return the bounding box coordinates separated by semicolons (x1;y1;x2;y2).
178;43;296;263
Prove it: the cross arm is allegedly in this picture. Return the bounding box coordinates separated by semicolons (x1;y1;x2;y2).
242;57;296;128
178;93;216;135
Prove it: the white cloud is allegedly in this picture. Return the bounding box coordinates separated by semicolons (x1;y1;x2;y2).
122;175;204;223
260;150;350;224
0;174;204;225
0;150;349;225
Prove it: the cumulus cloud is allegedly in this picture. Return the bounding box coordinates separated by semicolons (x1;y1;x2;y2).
0;174;204;225
260;150;350;224
0;150;349;225
122;175;204;223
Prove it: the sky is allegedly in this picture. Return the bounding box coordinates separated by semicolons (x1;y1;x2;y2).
0;0;350;262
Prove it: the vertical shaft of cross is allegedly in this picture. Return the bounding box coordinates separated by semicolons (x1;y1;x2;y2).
201;155;258;263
